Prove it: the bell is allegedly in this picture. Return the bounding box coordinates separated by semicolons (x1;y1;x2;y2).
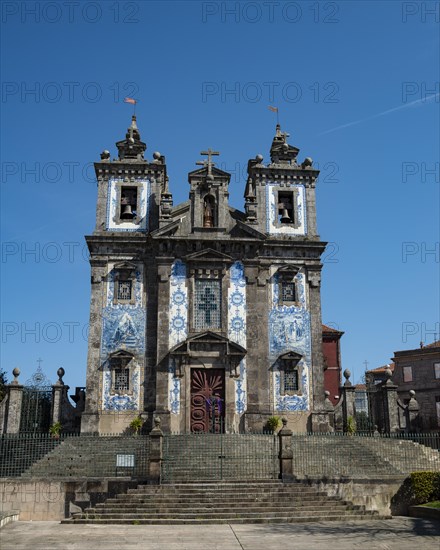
280;208;291;224
121;204;134;220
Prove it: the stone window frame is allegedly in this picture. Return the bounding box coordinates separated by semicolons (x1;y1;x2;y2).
274;187;300;229
113;262;137;306
403;365;413;383
435;396;440;427
277;266;301;307
108;351;135;396
278;351;303;397
188;268;226;334
112;180;143;226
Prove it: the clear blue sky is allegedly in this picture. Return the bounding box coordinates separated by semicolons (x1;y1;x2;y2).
1;1;439;390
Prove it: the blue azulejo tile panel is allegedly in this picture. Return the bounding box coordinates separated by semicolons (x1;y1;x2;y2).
106;177;149;232
168;260;187;414
269;270;311;412
102;365;140;411
168;357;181;415
269;308;311;359
235;358;247;414
228;262;247;414
101;307;146;357
169;260;188;349
228;261;246;348
265;183;307;236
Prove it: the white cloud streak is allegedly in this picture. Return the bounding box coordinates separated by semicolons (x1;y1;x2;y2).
318;93;440;136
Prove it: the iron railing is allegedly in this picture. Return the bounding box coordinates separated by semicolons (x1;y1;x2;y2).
0;433;150;479
289;432;440;478
1;431;438;481
162;432;279;482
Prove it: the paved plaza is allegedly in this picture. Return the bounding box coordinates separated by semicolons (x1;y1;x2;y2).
2;518;440;549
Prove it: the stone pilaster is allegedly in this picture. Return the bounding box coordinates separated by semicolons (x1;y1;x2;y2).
6;368;23;434
51;368;65;426
339;369;356;433
308;269;325;411
154;262;172;432
82;262;106;433
381;369;399;434
244;264;270;419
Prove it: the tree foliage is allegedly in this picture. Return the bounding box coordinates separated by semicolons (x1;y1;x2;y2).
0;369;8;402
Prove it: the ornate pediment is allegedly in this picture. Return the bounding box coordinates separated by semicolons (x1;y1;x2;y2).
184;248;233;263
113;261;137;271
150;218;183;237
188;165;231;180
230;220;267;240
170;331;246;358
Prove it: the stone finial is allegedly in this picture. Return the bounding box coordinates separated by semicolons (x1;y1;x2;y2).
100;150;110;161
56;367;65;385
384;367;393;385
324;390;334;411
343;369;352;387
281;417;288;428
408;390;419;412
150;415;163;436
12;367;20;385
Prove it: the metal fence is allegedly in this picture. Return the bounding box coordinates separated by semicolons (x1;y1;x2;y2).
1;431;438;482
289;432;440;478
0;433;150;479
162;433;279;482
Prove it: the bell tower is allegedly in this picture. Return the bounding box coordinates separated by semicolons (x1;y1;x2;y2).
81;116;170;433
188;148;232;233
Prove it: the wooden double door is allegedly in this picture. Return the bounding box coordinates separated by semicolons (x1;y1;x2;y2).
190;368;225;433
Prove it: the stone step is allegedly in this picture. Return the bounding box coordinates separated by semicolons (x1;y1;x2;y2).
64;514;389;525
90;504;359;514
68;480;386;525
74;509;378;520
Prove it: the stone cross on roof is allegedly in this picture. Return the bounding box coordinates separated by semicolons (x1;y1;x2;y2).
196;148;220;178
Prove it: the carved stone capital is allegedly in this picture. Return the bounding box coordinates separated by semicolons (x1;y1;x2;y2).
308;270;321;288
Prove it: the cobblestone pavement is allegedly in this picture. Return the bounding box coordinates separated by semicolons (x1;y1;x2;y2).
2;518;440;549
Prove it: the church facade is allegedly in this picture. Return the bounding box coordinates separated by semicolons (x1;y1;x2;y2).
81;116;329;434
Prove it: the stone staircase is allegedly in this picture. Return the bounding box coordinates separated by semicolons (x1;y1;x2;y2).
19;436;150;478
63;481;388;524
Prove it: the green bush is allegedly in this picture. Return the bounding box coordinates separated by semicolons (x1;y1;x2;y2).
266;416;281;433
129;416;143;435
346;415;356;434
410;471;440;505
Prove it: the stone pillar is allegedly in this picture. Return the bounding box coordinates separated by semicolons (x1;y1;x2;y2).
381;368;399;434
340;369;356;432
278;418;294;482
154;262;172;433
51;367;65;426
148;417;163;484
407;390;421;433
6;368;23;434
82;261;106;433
